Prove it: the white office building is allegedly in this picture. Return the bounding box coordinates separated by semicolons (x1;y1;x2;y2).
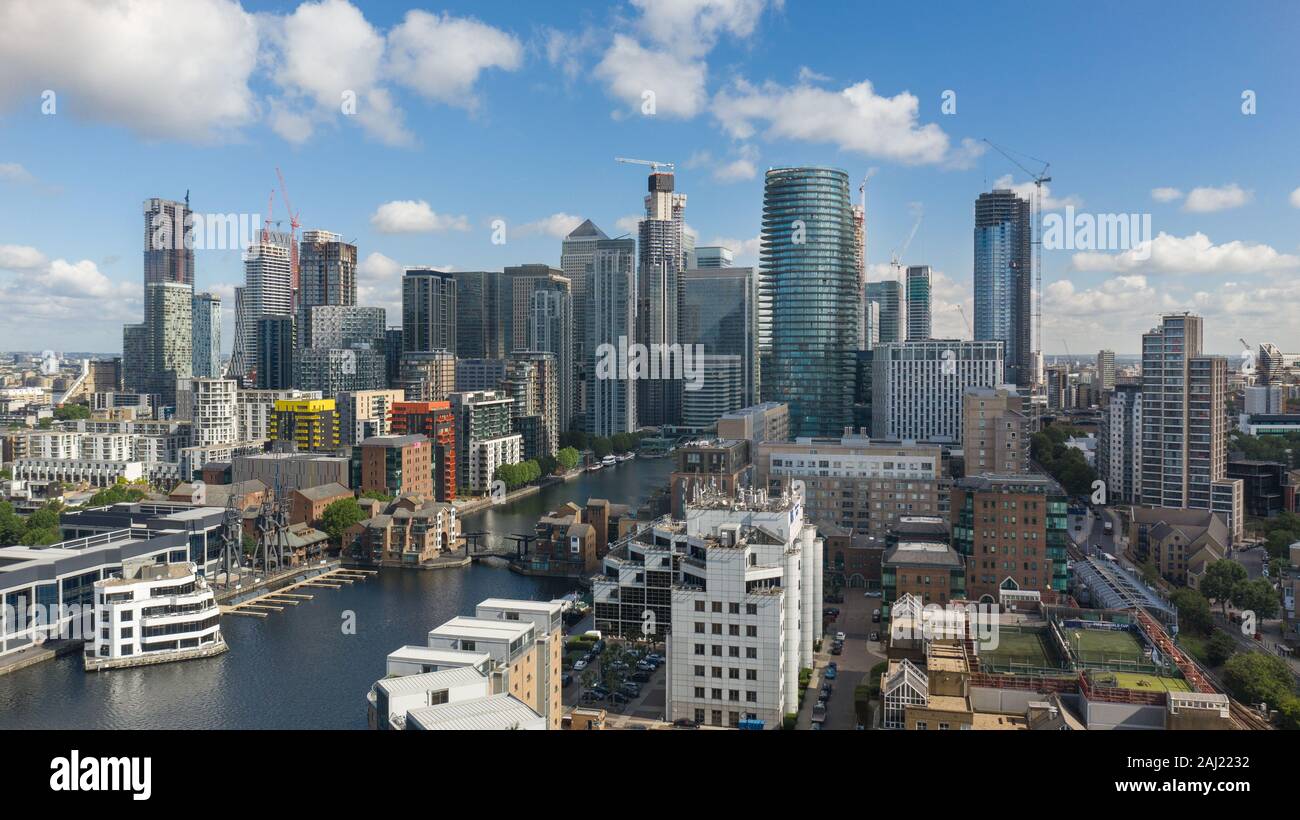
665;486;822;729
86;561;225;671
1098;384;1142;504
871;339;1005;443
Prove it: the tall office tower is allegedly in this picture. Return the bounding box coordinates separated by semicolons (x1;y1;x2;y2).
871;339;1004;443
865;280;904;344
1096;349;1116;392
384;328;403;387
681;266;761;405
587;238;637;436
298;230;357;310
905;265;932;341
561;219;607;359
143;281;193;407
1140;313;1242;542
1099;383;1142;504
452;270;506;359
399;350;456;402
237;240;293;384
455;358;509;392
402;268;456;354
142;197;195;290
760;167;857;438
693;245;734;269
295;305;388;394
529;285;574;433
448;390;522;494
256;314;295;390
635;170;687;427
680;354;745;429
961;387;1030;475
504;264;569;353
863;300;880;351
505;351;558;459
974;189;1033;386
336;388;405;445
191;292;222;378
122;323;149;394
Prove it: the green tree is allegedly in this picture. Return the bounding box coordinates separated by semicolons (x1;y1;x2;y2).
1200;559;1248;614
1169;588;1213;635
1205;630;1237;667
359;490;392;503
1230;578;1280;621
591;437;613;458
321;497;366;545
53;403;91;421
556;447;580;471
1222;651;1296;709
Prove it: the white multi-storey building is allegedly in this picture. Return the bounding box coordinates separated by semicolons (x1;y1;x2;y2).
871;339;1005;443
664;487;822;729
86;561;225;671
184;378;239;447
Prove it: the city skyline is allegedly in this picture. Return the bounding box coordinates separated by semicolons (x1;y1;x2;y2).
1;1;1298;356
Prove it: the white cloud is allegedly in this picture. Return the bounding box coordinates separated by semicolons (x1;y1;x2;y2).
596;35;708;119
992;174;1081;210
369;200;470;234
0;244;47;270
358;251;402;280
713;144;760;182
631;0;776;58
386;10;522;108
703;235;761;264
1290;187;1300;209
543;27;600;81
713;78;983;167
615;215;642;235
1151;186;1183;203
798;66;831;83
0;0;259;142
518;213;586;239
1071;232;1300;276
0;163;34;184
1183;183;1252;213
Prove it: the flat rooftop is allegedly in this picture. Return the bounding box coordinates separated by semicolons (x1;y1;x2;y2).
476;598;563;615
429;616;533;643
406;693;541;731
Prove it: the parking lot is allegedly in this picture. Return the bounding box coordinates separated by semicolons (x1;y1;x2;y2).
799;590;888;730
562;635;671;728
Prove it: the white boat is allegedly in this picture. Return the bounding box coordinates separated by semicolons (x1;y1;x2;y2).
587;462;603;472
616;452;634;462
601;455;617;468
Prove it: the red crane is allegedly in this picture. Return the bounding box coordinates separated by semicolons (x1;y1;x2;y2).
276;166;301;310
262;188;274;244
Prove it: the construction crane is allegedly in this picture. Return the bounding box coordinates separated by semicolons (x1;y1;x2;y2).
275;166;301;312
890;204;924;285
983;138;1051;369
261;189;274;244
857;168;877;282
954;304;972;337
615;157;675;174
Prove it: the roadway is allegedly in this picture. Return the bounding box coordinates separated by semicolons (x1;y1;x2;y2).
796;591;887;730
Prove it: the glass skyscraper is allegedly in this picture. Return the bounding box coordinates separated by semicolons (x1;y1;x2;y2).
760;167;857;438
973;189;1032;386
680;266;760;405
905;265;932;340
865;279;903;344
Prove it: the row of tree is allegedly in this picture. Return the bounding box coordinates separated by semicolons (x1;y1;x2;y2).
1029;424;1097;496
559;431;645;459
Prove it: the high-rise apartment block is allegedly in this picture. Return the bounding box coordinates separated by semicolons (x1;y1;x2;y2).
402;268;456;354
973;189;1032;387
586;238;637;437
191;292;222;378
905;265;932;341
1140;313;1242;543
1098;383;1142;504
760;167;858;438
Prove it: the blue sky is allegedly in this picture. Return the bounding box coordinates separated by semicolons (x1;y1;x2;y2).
2;0;1299;356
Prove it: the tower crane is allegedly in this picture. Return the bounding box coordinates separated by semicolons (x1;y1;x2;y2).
982;138;1051;368
615;157;675;174
890;205;924;284
954;304;972;337
275;166;301;311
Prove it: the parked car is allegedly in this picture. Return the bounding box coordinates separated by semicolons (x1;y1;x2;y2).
573;658;588;671
871;609;881;623
870;631;879;642
821;682;833;698
812;703;827;723
608;692;630;706
561;673;574;687
620;682;641;697
865;590;882;598
673;718;700;729
834;631;846;642
825;662;838;680
810;721;824;731
830;643;843;656
631;669;653;683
